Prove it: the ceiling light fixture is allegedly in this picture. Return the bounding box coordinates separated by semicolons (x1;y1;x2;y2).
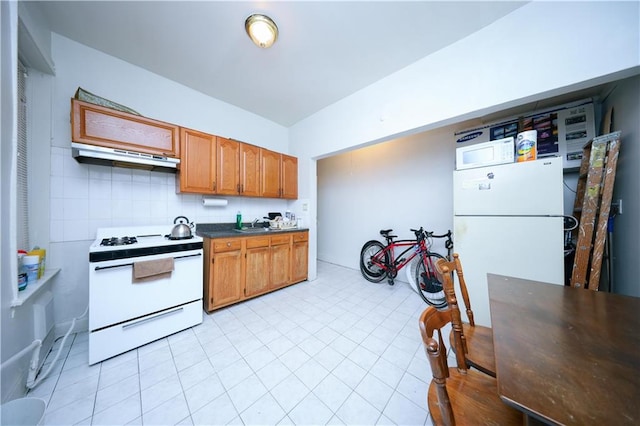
245;14;278;48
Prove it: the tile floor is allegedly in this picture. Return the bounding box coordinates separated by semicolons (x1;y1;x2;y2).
28;261;438;425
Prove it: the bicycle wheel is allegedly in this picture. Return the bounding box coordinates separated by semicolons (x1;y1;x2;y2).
359;240;389;283
415;252;447;307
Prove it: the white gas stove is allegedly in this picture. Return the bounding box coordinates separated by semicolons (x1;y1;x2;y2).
88;225;203;364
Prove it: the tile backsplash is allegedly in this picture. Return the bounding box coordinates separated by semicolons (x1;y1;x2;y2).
50;147;288;242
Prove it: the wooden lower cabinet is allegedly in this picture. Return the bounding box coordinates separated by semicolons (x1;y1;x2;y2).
291;232;309;283
245;237;271;297
203;238;243;311
269;235;291;289
204;231;308;311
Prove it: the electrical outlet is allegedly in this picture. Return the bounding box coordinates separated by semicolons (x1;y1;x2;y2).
302;203;308;212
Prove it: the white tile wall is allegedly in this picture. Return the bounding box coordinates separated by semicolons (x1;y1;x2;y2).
50;147;290;242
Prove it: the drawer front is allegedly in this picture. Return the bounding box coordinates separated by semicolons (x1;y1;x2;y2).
246;236;270;249
271;234;290;246
214;238;242;252
292;232;308;243
89;300;202;365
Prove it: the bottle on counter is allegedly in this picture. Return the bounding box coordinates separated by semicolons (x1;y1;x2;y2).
236;211;242;229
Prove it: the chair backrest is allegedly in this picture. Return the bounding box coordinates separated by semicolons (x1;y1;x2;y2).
438;254;475;326
434;259;468;373
419;306;458;425
419;306;522;426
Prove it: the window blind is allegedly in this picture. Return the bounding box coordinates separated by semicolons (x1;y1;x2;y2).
17;60;29;251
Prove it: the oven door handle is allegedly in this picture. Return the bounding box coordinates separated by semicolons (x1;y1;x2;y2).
122;306;184;330
94;253;202;271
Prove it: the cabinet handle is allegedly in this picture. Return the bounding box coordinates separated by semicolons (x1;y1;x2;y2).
237;183;241;193
122;307;183;330
227;242;231;247
241;184;244;193
213;181;217;191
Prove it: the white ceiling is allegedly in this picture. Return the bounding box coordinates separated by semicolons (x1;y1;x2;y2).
32;1;529;127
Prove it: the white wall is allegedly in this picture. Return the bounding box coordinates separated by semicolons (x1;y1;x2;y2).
603;75;640;297
290;1;640;282
318;125;454;274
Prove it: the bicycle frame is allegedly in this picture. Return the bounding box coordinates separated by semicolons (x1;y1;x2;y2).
369;237;428;274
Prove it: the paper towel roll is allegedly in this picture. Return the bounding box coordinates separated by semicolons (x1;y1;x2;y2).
202;198;228;207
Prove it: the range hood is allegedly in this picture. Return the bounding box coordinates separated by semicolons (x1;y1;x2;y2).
71;142;179;172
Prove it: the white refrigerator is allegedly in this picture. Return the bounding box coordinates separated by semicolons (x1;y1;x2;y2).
453;157;565;326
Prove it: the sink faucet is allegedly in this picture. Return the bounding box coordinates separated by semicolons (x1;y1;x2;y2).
251;218;260;228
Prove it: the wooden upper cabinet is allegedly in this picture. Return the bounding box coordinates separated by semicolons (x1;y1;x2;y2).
260;150;298;199
260;149;282;198
281;154;298;199
71;99;179;158
240;143;261;197
216;137;240;195
179;128;216;193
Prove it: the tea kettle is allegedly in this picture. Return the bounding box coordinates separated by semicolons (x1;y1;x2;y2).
169;216;194;239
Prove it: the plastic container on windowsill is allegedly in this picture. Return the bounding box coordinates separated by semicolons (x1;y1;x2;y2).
18;273;27;291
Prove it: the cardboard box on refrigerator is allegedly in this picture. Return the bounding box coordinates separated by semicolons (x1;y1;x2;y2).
454;100;595;170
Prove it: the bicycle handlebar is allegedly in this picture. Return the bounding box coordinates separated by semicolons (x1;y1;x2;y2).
409;227;453;243
414;228;454;252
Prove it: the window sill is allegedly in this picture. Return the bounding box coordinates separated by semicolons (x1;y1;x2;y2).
11;268;60;308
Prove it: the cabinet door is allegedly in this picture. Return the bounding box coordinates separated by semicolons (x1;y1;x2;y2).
216;137;240;195
245;241;271;297
179;128;217;193
270;235;291;289
260;149;281;198
291;233;308;283
281;154;298;199
240;143;261;197
71;99;180;158
210;249;243;309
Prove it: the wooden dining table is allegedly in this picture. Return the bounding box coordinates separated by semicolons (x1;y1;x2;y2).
488;273;640;425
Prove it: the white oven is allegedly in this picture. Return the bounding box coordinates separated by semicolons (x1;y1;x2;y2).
88;226;203;365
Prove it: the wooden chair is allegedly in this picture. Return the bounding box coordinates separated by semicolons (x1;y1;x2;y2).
419;306;522;426
436;254;496;377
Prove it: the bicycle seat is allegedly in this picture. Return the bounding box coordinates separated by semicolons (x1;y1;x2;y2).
379;229;397;239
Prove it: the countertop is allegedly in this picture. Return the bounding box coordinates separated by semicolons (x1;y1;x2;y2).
196;223;308;239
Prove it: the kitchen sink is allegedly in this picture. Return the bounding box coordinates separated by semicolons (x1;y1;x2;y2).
234;227;270;233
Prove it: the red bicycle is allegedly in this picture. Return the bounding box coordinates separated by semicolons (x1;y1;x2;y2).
359;227;453;307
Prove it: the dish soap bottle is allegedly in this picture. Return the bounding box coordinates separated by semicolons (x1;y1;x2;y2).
236;211;242;229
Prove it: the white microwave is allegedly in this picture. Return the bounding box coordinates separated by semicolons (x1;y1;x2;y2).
455;137;515;170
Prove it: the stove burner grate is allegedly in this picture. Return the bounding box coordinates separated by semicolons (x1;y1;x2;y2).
100;236;138;246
